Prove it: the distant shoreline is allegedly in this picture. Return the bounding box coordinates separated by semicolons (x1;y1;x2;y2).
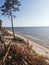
6;27;49;47
7;28;49;49
8;30;49;58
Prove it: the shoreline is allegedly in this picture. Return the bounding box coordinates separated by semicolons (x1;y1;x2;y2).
21;35;49;49
14;31;49;49
8;30;49;58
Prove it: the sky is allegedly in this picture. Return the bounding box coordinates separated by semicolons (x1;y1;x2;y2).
0;0;49;27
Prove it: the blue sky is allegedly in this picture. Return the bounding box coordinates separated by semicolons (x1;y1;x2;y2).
0;0;49;27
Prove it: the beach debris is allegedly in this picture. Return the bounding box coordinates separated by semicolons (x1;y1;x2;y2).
46;52;48;54
0;40;49;65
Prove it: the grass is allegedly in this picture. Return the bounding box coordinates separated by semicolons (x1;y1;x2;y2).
1;28;12;36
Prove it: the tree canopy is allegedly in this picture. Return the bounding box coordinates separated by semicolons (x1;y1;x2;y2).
1;0;21;17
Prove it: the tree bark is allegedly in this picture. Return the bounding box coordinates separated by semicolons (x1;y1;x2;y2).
10;9;15;39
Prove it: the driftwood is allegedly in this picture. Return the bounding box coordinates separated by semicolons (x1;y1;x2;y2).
2;41;11;65
9;49;32;65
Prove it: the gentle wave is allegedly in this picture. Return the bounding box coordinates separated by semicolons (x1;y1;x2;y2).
6;27;49;48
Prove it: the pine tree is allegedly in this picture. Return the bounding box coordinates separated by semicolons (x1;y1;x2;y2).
0;0;20;39
0;19;2;30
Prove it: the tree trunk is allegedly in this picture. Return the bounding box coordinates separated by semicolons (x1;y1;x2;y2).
10;9;15;39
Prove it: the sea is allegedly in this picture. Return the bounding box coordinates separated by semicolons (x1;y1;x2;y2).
6;27;49;48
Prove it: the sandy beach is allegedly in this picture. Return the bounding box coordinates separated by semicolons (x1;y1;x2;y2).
8;30;49;58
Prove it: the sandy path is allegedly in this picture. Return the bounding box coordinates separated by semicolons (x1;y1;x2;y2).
8;31;49;58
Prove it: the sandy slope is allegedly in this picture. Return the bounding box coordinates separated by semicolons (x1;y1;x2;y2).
8;31;49;58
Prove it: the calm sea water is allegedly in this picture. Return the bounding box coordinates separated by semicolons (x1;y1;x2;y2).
6;27;49;47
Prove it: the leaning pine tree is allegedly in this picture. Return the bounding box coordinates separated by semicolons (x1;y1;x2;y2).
0;0;20;39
